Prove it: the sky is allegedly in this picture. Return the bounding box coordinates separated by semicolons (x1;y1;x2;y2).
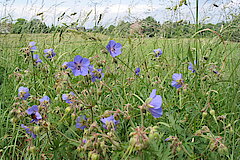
0;0;239;28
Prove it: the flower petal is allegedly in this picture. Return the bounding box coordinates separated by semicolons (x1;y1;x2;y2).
80;66;89;76
80;58;90;66
149;89;157;98
149;107;163;118
149;95;162;108
114;43;122;49
74;55;83;63
172;73;182;81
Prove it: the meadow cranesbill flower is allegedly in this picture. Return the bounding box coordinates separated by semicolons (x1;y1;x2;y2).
171;73;184;89
21;124;37;138
106;40;122;57
29;41;37;52
135;67;140;75
33;54;42;64
62;62;68;70
67;55;90;76
39;96;50;105
76;115;88;130
101;115;119;130
89;65;104;82
26;105;42;123
44;48;56;58
145;89;163;118
62;92;75;103
153;48;162;57
188;62;196;73
18;86;30;100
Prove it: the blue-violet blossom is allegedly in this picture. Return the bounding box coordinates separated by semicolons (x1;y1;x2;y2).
21;124;37;138
67;55;90;76
135;67;140;76
44;48;56;58
29;41;37;52
26;105;42;123
153;48;163;57
39;96;50;105
76;115;88;130
145;89;163;118
62;92;75;103
188;62;196;73
101;115;119;130
171;73;184;89
62;62;68;70
106;40;122;57
18;86;30;100
89;65;104;82
33;54;42;64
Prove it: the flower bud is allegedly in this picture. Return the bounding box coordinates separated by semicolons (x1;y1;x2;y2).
218;143;228;155
194;130;202;136
65;107;71;113
33;126;40;134
28;146;36;153
149;132;159;141
229;128;234;134
209;109;215;116
209;142;217;151
91;153;100;160
202;111;207;118
129;137;137;146
176;146;182;152
201;126;210;132
71;113;76;120
97;89;102;96
135;143;144;151
145;98;153;104
76;146;83;152
10;118;17;123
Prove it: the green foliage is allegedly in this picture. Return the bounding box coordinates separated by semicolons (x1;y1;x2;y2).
10;18;49;34
0;32;239;159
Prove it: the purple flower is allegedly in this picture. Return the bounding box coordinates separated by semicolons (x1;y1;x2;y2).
39;96;50;105
89;65;104;82
18;86;30;100
106;40;122;57
62;62;68;70
67;55;90;76
101;115;119;130
171;73;184;89
62;92;75;103
213;70;218;74
146;89;163;118
44;48;56;58
26;105;42;123
29;41;37;52
153;48;162;57
33;54;42;64
21;124;37;139
82;139;87;144
188;62;196;73
76;115;88;130
135;67;140;76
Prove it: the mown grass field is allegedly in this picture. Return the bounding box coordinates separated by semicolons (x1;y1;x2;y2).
0;32;239;159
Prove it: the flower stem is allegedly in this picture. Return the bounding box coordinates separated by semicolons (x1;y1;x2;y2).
30;52;37;91
140;108;144;127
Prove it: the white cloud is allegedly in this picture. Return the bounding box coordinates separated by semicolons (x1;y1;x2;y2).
2;0;236;28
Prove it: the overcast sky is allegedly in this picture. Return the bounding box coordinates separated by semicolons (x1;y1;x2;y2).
0;0;239;28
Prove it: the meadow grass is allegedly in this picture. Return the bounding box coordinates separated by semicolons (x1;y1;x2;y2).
0;32;239;159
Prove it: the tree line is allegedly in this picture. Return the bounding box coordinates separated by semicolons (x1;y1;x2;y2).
0;15;239;42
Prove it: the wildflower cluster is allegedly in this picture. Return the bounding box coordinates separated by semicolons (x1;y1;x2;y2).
9;39;229;159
